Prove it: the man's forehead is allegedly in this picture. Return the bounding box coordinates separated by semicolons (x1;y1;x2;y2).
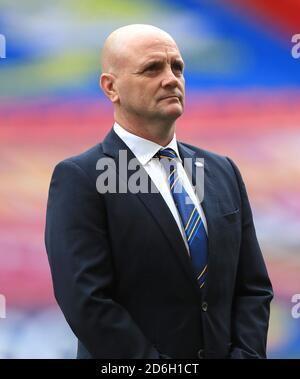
132;40;183;62
138;37;178;50
103;28;183;72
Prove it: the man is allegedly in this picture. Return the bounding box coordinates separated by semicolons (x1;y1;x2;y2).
45;24;273;359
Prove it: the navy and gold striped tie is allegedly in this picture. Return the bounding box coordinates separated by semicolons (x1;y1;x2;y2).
156;148;208;288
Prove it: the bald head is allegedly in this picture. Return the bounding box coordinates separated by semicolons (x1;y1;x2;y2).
101;24;178;74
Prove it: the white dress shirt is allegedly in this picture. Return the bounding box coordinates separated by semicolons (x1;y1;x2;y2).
113;122;208;254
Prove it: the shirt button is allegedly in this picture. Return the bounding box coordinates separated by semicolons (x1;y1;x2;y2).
202;301;208;312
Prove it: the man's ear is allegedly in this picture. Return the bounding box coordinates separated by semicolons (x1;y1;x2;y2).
100;73;119;103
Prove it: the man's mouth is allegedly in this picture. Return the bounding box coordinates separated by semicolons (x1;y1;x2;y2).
160;95;180;101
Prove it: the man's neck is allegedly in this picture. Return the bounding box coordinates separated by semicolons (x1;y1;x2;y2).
114;116;176;147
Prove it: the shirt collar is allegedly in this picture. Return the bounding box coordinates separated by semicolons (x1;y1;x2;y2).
113;122;181;165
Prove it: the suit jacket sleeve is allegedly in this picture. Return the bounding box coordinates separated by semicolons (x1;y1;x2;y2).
45;159;160;358
226;158;273;359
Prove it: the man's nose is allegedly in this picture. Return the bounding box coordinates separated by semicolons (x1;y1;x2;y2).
161;67;178;88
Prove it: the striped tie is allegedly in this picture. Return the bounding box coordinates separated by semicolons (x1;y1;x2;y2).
155;148;208;288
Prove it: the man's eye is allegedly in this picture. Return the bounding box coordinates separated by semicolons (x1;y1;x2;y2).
145;64;158;71
173;64;183;72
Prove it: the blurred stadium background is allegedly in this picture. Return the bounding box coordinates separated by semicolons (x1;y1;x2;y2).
0;0;300;358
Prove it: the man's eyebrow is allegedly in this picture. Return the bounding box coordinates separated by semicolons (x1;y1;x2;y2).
132;59;162;73
140;57;184;68
140;59;163;67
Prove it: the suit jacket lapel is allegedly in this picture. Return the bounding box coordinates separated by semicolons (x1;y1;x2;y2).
102;129;188;256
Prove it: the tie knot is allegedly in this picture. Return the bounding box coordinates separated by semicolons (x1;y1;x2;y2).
155;148;177;160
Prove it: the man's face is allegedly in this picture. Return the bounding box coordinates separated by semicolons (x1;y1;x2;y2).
114;35;185;124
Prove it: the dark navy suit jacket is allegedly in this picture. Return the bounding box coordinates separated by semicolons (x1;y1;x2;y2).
45;128;273;359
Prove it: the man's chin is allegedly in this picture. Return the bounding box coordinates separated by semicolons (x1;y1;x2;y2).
161;106;183;120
